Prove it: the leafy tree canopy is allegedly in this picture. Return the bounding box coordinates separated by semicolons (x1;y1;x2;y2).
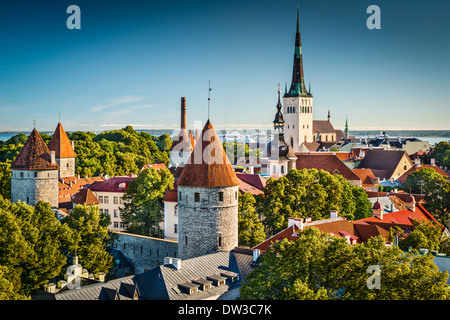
240;227;450;300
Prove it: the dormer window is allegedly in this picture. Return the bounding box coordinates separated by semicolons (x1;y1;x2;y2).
119;182;126;188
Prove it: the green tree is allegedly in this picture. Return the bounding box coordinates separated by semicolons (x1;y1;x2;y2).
398;220;444;253
121;167;174;237
0;266;29;300
62;204;113;274
240;227;450;300
238;192;265;248
0;162;11;199
403;167;450;223
256;169;372;234
9;201;75;294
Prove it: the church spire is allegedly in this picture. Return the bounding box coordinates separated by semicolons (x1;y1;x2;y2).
286;6;309;97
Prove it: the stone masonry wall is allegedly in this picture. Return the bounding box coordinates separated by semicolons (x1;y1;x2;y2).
113;232;178;274
57;157;75;178
177;185;239;260
11;169;58;207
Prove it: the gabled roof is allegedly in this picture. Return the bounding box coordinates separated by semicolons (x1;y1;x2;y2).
47;122;76;158
11;128;59;171
71;188;100;206
354;204;438;229
141;163;168;172
235;173;267;190
357;149;412;180
353;168;378;187
397;164;450;183
295;154;361;181
313;120;336;134
176;120;239;188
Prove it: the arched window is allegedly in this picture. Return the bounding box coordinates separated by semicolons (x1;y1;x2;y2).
290;137;294;147
293;107;295;113
325;135;328;141
281;166;285;174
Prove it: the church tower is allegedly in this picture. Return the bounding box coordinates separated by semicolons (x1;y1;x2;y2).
283;7;313;152
47;122;76;179
176;119;240;260
262;86;297;178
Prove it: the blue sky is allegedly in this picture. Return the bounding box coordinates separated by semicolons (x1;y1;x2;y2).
0;0;449;132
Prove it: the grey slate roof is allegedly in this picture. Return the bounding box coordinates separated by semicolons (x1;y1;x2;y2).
34;250;255;300
136;251;243;300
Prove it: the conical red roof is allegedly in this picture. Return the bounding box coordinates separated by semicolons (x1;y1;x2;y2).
11;129;59;170
47;122;76;158
177;120;239;188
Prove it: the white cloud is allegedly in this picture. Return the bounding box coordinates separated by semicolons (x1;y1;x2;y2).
91;96;146;112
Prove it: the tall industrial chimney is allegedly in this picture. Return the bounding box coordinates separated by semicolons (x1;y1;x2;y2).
181;97;186;129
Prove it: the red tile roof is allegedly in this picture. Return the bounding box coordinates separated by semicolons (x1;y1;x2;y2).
141;163;168;171
162;189;178;203
397;164;450;183
354;204;438;229
58;176;105;208
177;120;240;188
87;176;135;193
295;154;361;182
72;188;100;205
235;173;267;190
11;129;59;171
47;122;76;159
353;168;378;187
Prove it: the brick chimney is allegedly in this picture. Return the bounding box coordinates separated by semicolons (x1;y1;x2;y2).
181;97;186;130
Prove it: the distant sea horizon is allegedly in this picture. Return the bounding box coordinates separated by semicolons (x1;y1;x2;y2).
1;129;450;145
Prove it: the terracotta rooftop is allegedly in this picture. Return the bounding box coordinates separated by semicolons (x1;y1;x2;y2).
162;189;178;203
141;163;168;172
47;122;76;159
295;154;361;182
71;188;100;206
352;168;379;187
354;203;439;230
235;173;267;190
11;128;59;171
176;120;240;188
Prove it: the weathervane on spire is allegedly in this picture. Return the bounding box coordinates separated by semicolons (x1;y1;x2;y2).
33;119;36;129
208;80;212;120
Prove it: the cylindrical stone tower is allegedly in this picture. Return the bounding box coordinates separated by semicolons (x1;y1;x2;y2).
10;128;59;207
176;119;240;260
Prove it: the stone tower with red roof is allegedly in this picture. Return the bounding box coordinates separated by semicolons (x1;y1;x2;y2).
176;119;240;260
47;122;76;178
10;128;59;207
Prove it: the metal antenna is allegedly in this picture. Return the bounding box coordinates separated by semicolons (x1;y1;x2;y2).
208;80;212;120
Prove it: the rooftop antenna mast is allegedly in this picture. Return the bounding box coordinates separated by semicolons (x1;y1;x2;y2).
208;80;212;120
